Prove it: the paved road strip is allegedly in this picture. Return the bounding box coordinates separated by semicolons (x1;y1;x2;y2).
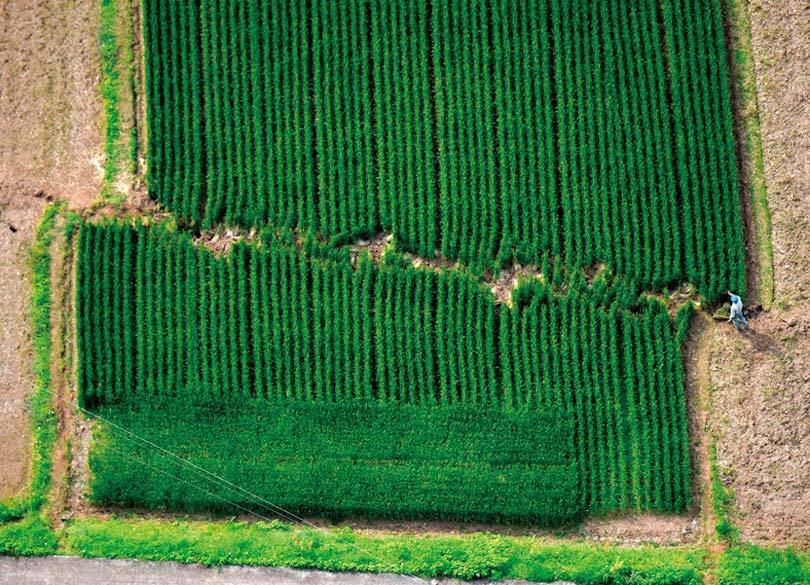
0;556;574;585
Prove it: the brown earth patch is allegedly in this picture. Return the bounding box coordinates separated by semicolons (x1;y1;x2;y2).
707;0;810;549
0;195;43;499
709;311;809;548
0;0;102;497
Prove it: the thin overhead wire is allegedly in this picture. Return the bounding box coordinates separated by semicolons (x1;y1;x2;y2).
48;390;426;584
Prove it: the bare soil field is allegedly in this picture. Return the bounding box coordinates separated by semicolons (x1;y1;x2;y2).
0;0;101;498
708;0;810;548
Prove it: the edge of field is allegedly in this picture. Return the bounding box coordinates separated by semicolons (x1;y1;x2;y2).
722;0;775;309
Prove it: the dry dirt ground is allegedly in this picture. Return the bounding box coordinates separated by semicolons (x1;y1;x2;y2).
0;0;101;498
708;0;809;548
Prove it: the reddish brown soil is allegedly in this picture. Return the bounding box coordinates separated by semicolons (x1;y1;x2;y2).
0;0;102;498
707;0;810;549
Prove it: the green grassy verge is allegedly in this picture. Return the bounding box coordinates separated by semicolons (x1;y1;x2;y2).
3;512;806;584
722;0;774;308
99;0;137;201
0;204;60;523
62;517;705;584
716;545;810;585
709;442;739;543
0;517;59;556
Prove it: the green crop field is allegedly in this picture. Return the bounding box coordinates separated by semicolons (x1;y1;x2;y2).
143;0;744;300
74;0;746;527
78;222;690;521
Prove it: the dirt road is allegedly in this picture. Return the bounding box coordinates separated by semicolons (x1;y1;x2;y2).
0;556;562;585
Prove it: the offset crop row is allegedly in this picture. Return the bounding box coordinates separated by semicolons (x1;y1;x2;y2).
89;401;581;524
78;222;690;514
662;0;746;297
142;0;744;300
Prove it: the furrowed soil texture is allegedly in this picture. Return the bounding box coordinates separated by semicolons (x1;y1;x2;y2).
0;0;102;499
707;0;810;548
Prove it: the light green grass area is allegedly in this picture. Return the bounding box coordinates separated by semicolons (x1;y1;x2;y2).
709;441;739;543
3;513;807;584
62;517;706;584
0;517;59;557
99;0;137;202
716;545;810;585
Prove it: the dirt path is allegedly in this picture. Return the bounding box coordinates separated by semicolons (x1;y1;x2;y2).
707;0;810;549
0;556;558;585
0;0;102;497
0;196;43;498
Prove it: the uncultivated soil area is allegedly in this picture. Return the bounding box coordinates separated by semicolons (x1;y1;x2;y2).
0;0;101;498
707;0;810;548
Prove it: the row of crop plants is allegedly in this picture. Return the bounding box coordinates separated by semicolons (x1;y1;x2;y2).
141;0;744;301
662;0;746;298
77;222;690;516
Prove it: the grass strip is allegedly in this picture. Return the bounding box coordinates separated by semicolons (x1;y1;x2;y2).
99;0;137;201
709;441;738;543
63;516;705;583
721;0;774;308
716;545;810;585
0;517;58;556
0;204;60;523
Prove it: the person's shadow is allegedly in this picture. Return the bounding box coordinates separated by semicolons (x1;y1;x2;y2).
739;327;785;359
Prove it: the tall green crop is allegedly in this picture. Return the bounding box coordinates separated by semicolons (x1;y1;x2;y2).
78;211;693;517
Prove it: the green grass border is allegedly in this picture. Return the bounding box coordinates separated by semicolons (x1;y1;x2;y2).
716;545;810;585
709;441;739;544
0;516;58;557
0;204;60;523
1;513;806;584
722;0;774;308
61;517;706;584
99;0;137;202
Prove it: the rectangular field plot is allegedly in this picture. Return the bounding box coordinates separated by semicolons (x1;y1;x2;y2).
78;223;691;521
89;401;580;524
142;0;745;300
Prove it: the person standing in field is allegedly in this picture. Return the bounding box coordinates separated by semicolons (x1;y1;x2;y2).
727;291;750;331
